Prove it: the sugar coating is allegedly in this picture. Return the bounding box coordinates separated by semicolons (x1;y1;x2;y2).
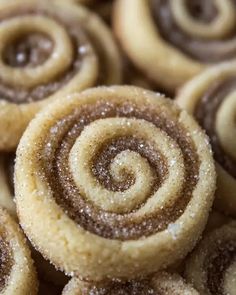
62;272;199;295
15;86;216;280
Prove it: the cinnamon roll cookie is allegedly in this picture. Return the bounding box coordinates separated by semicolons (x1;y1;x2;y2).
185;221;236;295
114;0;236;92
15;86;216;281
62;272;199;295
176;62;236;216
0;154;15;216
0;0;121;151
0;208;38;294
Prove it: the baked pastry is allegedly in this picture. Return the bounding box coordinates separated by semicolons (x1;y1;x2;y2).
114;0;236;92
176;62;236;216
185;221;236;295
0;0;121;151
0;207;38;294
62;272;199;294
0;154;15;216
15;86;215;281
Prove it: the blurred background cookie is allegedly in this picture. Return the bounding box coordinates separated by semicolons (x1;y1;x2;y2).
185;221;236;295
114;0;236;93
0;0;121;151
177;62;236;216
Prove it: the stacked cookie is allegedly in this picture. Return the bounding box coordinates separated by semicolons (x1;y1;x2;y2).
0;0;235;294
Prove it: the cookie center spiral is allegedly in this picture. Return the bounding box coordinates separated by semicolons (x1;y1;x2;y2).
40;101;199;240
0;6;95;104
69;118;184;214
3;33;53;68
185;0;217;22
0;15;73;88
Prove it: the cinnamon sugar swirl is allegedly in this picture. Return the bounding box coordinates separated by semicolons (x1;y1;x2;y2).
177;62;236;216
114;0;236;92
0;0;121;151
15;86;215;281
185;221;236;295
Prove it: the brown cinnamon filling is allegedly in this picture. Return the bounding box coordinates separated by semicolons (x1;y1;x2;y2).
151;0;236;62
83;279;157;295
3;33;53;68
207;240;236;295
0;237;13;293
39;101;199;240
0;6;98;104
185;0;217;23
195;77;236;178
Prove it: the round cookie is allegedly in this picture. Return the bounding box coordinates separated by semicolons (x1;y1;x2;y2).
0;207;38;294
0;0;121;151
185;221;236;295
176;62;236;216
15;86;216;281
62;272;199;295
114;0;236;92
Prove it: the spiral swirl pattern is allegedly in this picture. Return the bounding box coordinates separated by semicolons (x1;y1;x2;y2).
151;0;236;62
15;86;215;280
185;221;236;295
0;0;121;151
176;62;236;216
0;208;38;294
62;272;199;295
114;0;236;91
0;0;120;103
